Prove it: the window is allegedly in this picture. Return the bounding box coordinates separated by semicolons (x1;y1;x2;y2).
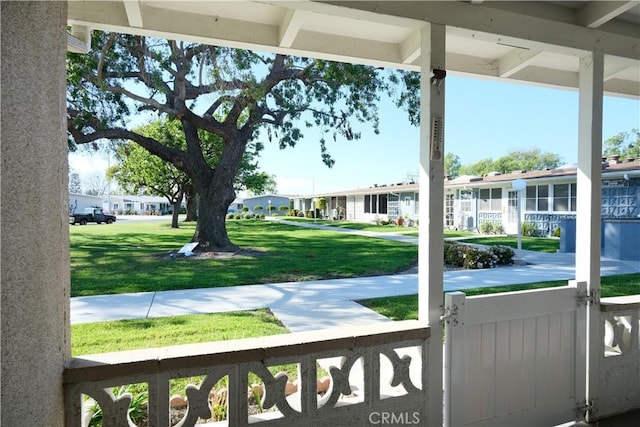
113;203;119;210
379;194;388;214
405;197;411;206
459;189;473;213
364;194;388;214
479;188;502;211
553;183;577;211
445;194;454;227
526;185;549;211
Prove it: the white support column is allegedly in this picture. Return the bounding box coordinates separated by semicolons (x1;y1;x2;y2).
575;51;604;422
418;22;446;427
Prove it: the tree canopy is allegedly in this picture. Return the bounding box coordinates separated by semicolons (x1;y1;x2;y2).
603;129;640;160
445;152;462;179
459;148;562;177
67;32;396;251
108;118;270;227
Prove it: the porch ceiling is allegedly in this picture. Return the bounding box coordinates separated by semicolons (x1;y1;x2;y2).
67;1;640;97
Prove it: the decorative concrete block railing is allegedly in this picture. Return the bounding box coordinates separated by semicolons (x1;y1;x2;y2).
599;296;640;420
64;320;429;427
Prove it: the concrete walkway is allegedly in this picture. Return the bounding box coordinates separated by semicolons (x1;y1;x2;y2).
71;218;640;332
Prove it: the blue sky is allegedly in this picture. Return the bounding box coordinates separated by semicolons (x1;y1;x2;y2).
69;74;639;196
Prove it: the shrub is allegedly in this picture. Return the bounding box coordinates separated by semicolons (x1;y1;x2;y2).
479;221;494;234
521;221;538;237
278;205;288;212
444;241;514;269
490;245;515;265
226;213;235;220
444;241;466;267
242;206;249;212
553;227;561;238
253;205;263;212
461;246;496;269
493;223;505;234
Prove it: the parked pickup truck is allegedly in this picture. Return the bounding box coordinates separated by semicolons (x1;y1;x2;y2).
69;208;117;225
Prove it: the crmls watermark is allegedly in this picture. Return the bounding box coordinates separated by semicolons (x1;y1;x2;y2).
368;411;421;425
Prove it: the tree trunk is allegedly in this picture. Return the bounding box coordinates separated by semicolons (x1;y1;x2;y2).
184;183;198;222
192;180;237;251
171;200;181;228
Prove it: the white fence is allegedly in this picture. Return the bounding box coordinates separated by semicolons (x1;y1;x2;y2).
444;284;587;426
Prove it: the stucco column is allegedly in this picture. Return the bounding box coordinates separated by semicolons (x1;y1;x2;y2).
1;2;70;426
418;22;446;427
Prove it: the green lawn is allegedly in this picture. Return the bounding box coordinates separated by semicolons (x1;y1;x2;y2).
443;230;476;238
72;309;288;356
70;220;418;296
360;273;640;321
456;235;560;253
279;217;415;233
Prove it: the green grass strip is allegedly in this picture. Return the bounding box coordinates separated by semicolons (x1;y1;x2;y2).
456;236;560;253
360;273;640;321
72;309;287;356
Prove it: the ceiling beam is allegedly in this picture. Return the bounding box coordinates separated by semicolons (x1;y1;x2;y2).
577;1;636;29
604;78;640;98
446;52;497;78
319;1;640;60
497;49;543;78
279;9;302;48
291;30;403;66
67;25;91;54
399;30;421;64
123;0;143;28
604;63;634;82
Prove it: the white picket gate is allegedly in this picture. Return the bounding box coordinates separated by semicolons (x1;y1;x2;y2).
444;282;588;427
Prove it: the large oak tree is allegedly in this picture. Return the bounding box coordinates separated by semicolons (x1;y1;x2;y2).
108;118;270;228
67;33;392;251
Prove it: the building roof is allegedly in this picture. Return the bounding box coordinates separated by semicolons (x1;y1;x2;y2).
445;157;640;187
313;157;640;197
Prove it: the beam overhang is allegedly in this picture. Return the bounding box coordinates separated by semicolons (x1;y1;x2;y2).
577;1;637;29
319;1;640;60
123;0;143;28
497;49;543;78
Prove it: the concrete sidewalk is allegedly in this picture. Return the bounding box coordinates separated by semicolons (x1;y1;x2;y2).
71;224;640;331
71;217;640;330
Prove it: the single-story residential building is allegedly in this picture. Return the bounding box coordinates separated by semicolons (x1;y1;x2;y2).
227;197;244;213
105;195;175;215
305;180;419;223
309;157;640;235
69;194;180;215
68;193;104;215
445;157;640;236
241;194;291;215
